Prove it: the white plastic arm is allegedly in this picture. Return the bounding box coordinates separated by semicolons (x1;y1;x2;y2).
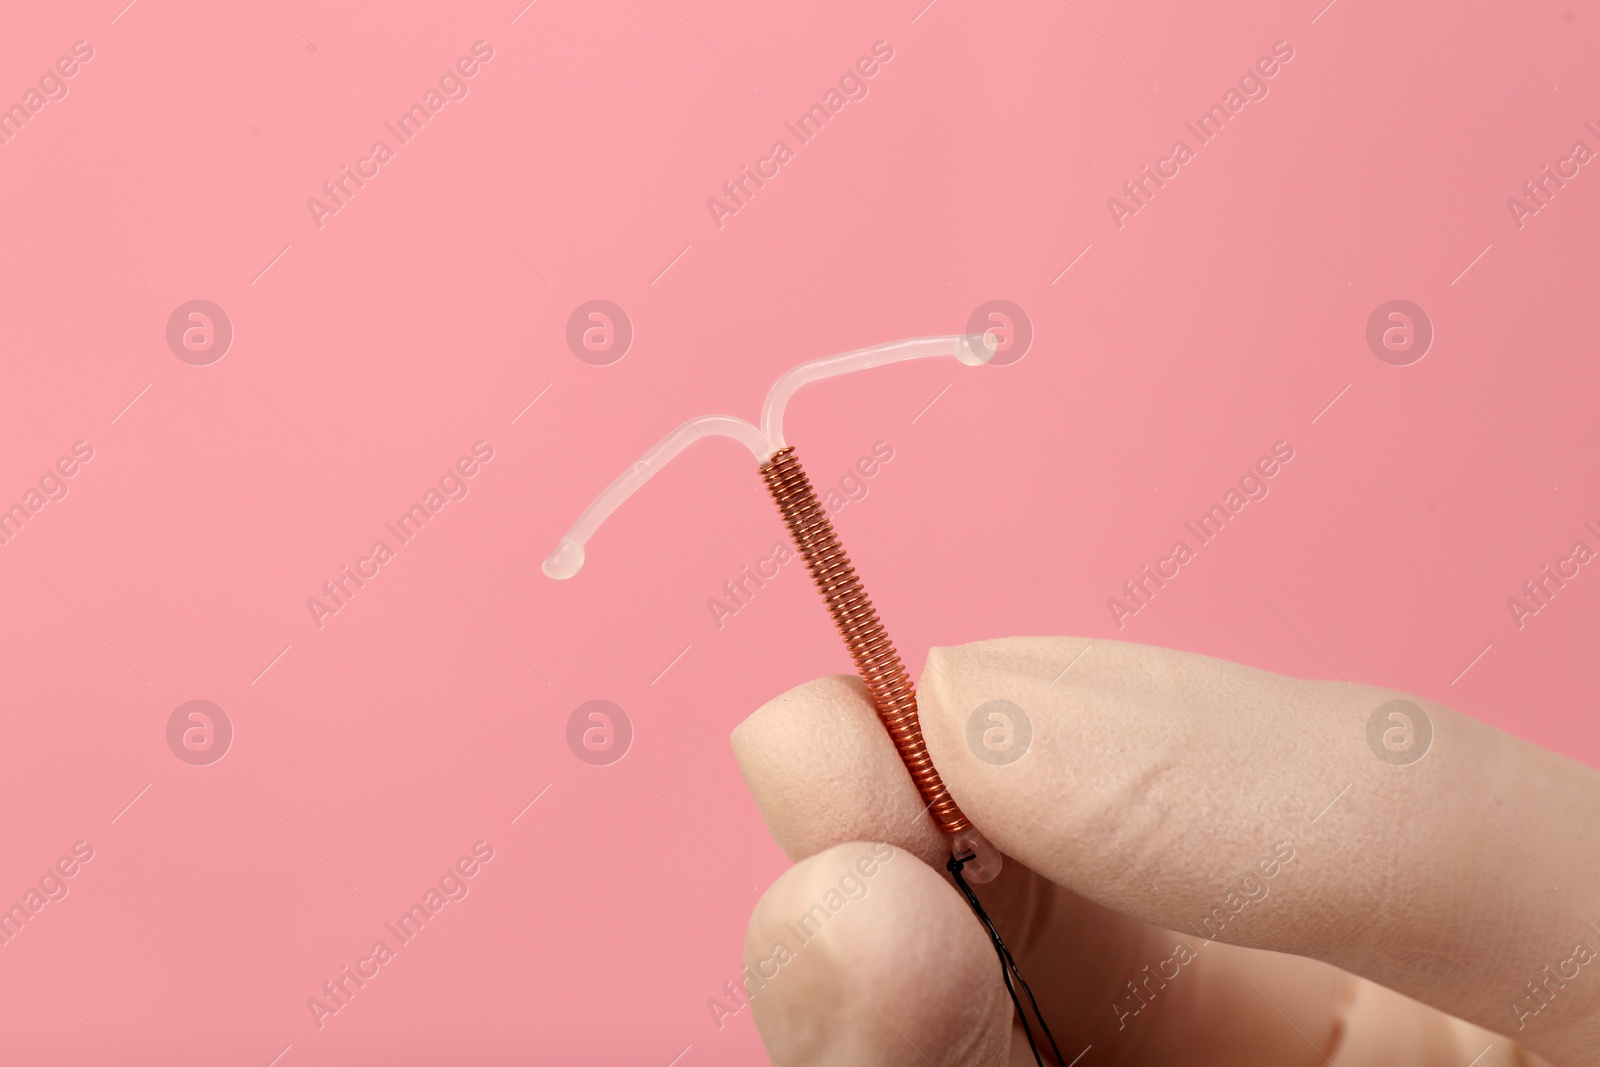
542;334;995;579
759;334;993;454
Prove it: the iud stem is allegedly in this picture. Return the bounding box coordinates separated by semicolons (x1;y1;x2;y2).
758;445;1002;884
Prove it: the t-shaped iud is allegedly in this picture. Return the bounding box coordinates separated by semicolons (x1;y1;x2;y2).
545;334;1067;1063
543;334;1005;884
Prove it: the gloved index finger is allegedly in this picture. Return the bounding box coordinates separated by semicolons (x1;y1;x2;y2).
915;636;1600;1063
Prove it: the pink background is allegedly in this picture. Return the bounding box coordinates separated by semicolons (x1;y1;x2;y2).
2;0;1597;1062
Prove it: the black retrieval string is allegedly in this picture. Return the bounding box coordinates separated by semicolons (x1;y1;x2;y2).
949;853;1066;1067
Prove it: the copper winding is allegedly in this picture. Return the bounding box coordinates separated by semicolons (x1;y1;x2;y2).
759;446;971;836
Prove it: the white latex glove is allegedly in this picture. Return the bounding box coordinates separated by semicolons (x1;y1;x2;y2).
731;637;1597;1065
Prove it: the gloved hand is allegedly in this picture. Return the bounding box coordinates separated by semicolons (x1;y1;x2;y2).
731;637;1592;1065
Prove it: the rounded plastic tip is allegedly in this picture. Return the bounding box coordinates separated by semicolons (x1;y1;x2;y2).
955;331;1000;367
949;826;1003;884
542;539;585;580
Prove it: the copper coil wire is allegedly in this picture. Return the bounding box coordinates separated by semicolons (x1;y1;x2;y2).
759;446;972;837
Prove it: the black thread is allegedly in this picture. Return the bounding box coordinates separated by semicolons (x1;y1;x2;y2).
948;852;1066;1067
